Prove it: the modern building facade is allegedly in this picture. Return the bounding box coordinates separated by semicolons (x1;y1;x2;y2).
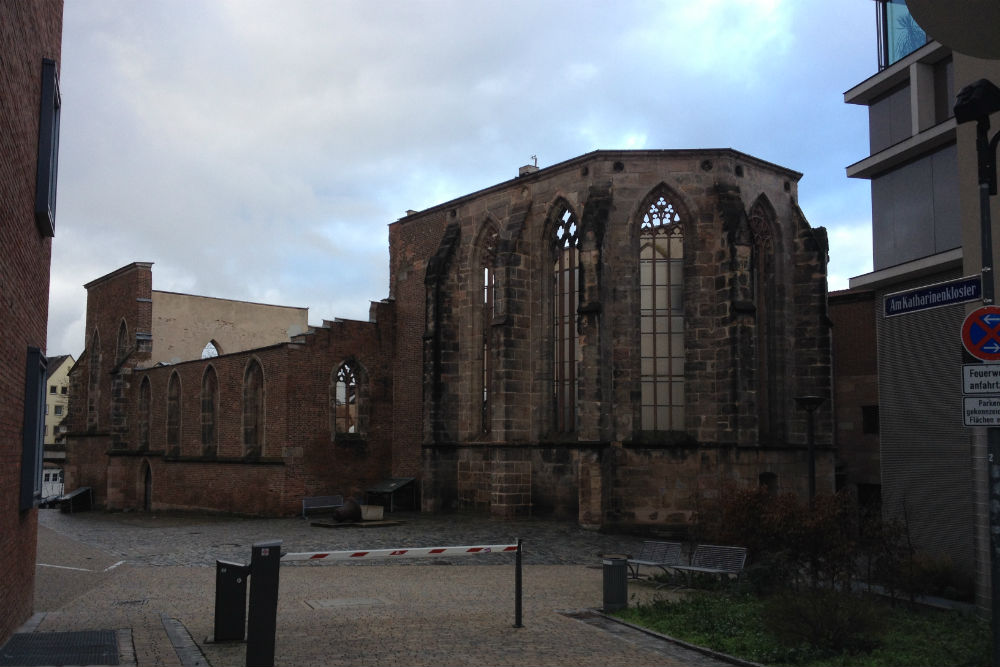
65;149;835;531
845;0;1000;607
0;0;63;645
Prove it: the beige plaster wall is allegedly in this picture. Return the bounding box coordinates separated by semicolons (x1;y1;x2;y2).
149;291;309;365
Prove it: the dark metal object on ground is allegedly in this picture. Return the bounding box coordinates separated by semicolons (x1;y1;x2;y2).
333;498;362;522
602;557;628;612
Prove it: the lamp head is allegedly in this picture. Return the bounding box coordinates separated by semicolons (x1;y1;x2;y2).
954;79;1000;125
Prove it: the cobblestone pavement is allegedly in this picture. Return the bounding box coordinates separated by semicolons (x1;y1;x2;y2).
29;509;739;667
38;509;652;566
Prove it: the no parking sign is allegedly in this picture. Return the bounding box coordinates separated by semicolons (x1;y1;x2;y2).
963;306;1000;361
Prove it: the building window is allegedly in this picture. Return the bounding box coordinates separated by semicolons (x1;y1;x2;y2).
201;366;218;453
34;58;60;237
201;340;220;359
166;372;181;449
116;320;129;365
333;362;358;435
54;405;63;416
87;329;100;430
862;405;880;435
749;200;779;443
243;359;264;455
639;191;684;431
480;225;499;434
21;347;46;510
552;202;580;434
61;386;67;394
878;0;928;69
49;385;56;394
138;377;150;450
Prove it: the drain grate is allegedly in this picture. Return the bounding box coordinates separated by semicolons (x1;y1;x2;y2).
0;630;119;666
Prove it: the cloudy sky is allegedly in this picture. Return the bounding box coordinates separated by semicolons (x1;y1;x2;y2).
50;0;877;356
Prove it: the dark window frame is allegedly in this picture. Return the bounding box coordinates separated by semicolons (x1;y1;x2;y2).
35;58;60;237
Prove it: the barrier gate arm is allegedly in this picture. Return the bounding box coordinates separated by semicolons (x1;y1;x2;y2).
281;543;520;561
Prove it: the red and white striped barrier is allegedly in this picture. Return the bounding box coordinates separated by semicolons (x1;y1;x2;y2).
281;543;519;562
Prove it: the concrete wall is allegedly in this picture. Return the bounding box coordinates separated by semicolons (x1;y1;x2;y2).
150;290;308;365
0;0;63;644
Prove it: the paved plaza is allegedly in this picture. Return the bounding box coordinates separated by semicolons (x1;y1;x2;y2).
22;509;737;667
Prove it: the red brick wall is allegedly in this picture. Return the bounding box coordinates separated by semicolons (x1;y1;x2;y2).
829;289;880;489
0;0;63;644
68;282;396;515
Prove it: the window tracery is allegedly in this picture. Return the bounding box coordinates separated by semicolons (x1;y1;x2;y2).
334;362;358;435
639;191;684;431
552;203;580;433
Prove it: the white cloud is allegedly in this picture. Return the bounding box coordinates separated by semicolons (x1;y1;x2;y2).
49;0;876;354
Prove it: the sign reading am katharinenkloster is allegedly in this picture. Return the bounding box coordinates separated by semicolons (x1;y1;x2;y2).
884;275;981;317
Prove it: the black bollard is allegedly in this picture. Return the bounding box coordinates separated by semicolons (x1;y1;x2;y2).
214;560;250;641
246;540;282;667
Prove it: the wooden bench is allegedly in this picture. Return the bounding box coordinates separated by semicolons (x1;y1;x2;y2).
673;544;748;584
301;495;344;518
626;541;684;581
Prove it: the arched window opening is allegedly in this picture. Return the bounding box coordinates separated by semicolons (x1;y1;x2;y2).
334;362;358;435
116;320;129;365
639;192;684;431
201;366;218;453
750;201;778;443
138;377;150;450
243;360;264;455
552;203;580;433
166;372;181;449
480;226;499;434
87;329;101;430
201;340;220;359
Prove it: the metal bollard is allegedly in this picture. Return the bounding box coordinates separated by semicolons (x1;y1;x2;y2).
246;540;282;667
214;560;250;641
602;557;628;612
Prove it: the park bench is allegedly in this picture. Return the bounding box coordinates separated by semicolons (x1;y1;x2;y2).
673;544;748;585
626;541;684;581
301;494;344;518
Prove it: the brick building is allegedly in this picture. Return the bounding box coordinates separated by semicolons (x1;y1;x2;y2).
64;263;394;515
0;0;64;645
65;149;834;529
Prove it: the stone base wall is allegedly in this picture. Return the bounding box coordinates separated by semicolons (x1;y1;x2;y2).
425;442;835;531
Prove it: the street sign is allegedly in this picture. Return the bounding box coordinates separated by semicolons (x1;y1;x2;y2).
962;306;1000;361
965;397;1000;426
963;364;1000;393
884;275;981;317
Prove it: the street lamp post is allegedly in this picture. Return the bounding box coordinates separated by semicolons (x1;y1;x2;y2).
955;77;1000;667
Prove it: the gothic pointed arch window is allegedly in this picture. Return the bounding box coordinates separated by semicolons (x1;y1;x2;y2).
551;201;580;433
201;365;218;453
749;199;779;442
116;320;129;365
166;371;181;450
201;340;221;359
480;224;499;434
137;376;151;451
243;359;264;456
333;361;358;435
87;328;101;430
639;190;684;431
